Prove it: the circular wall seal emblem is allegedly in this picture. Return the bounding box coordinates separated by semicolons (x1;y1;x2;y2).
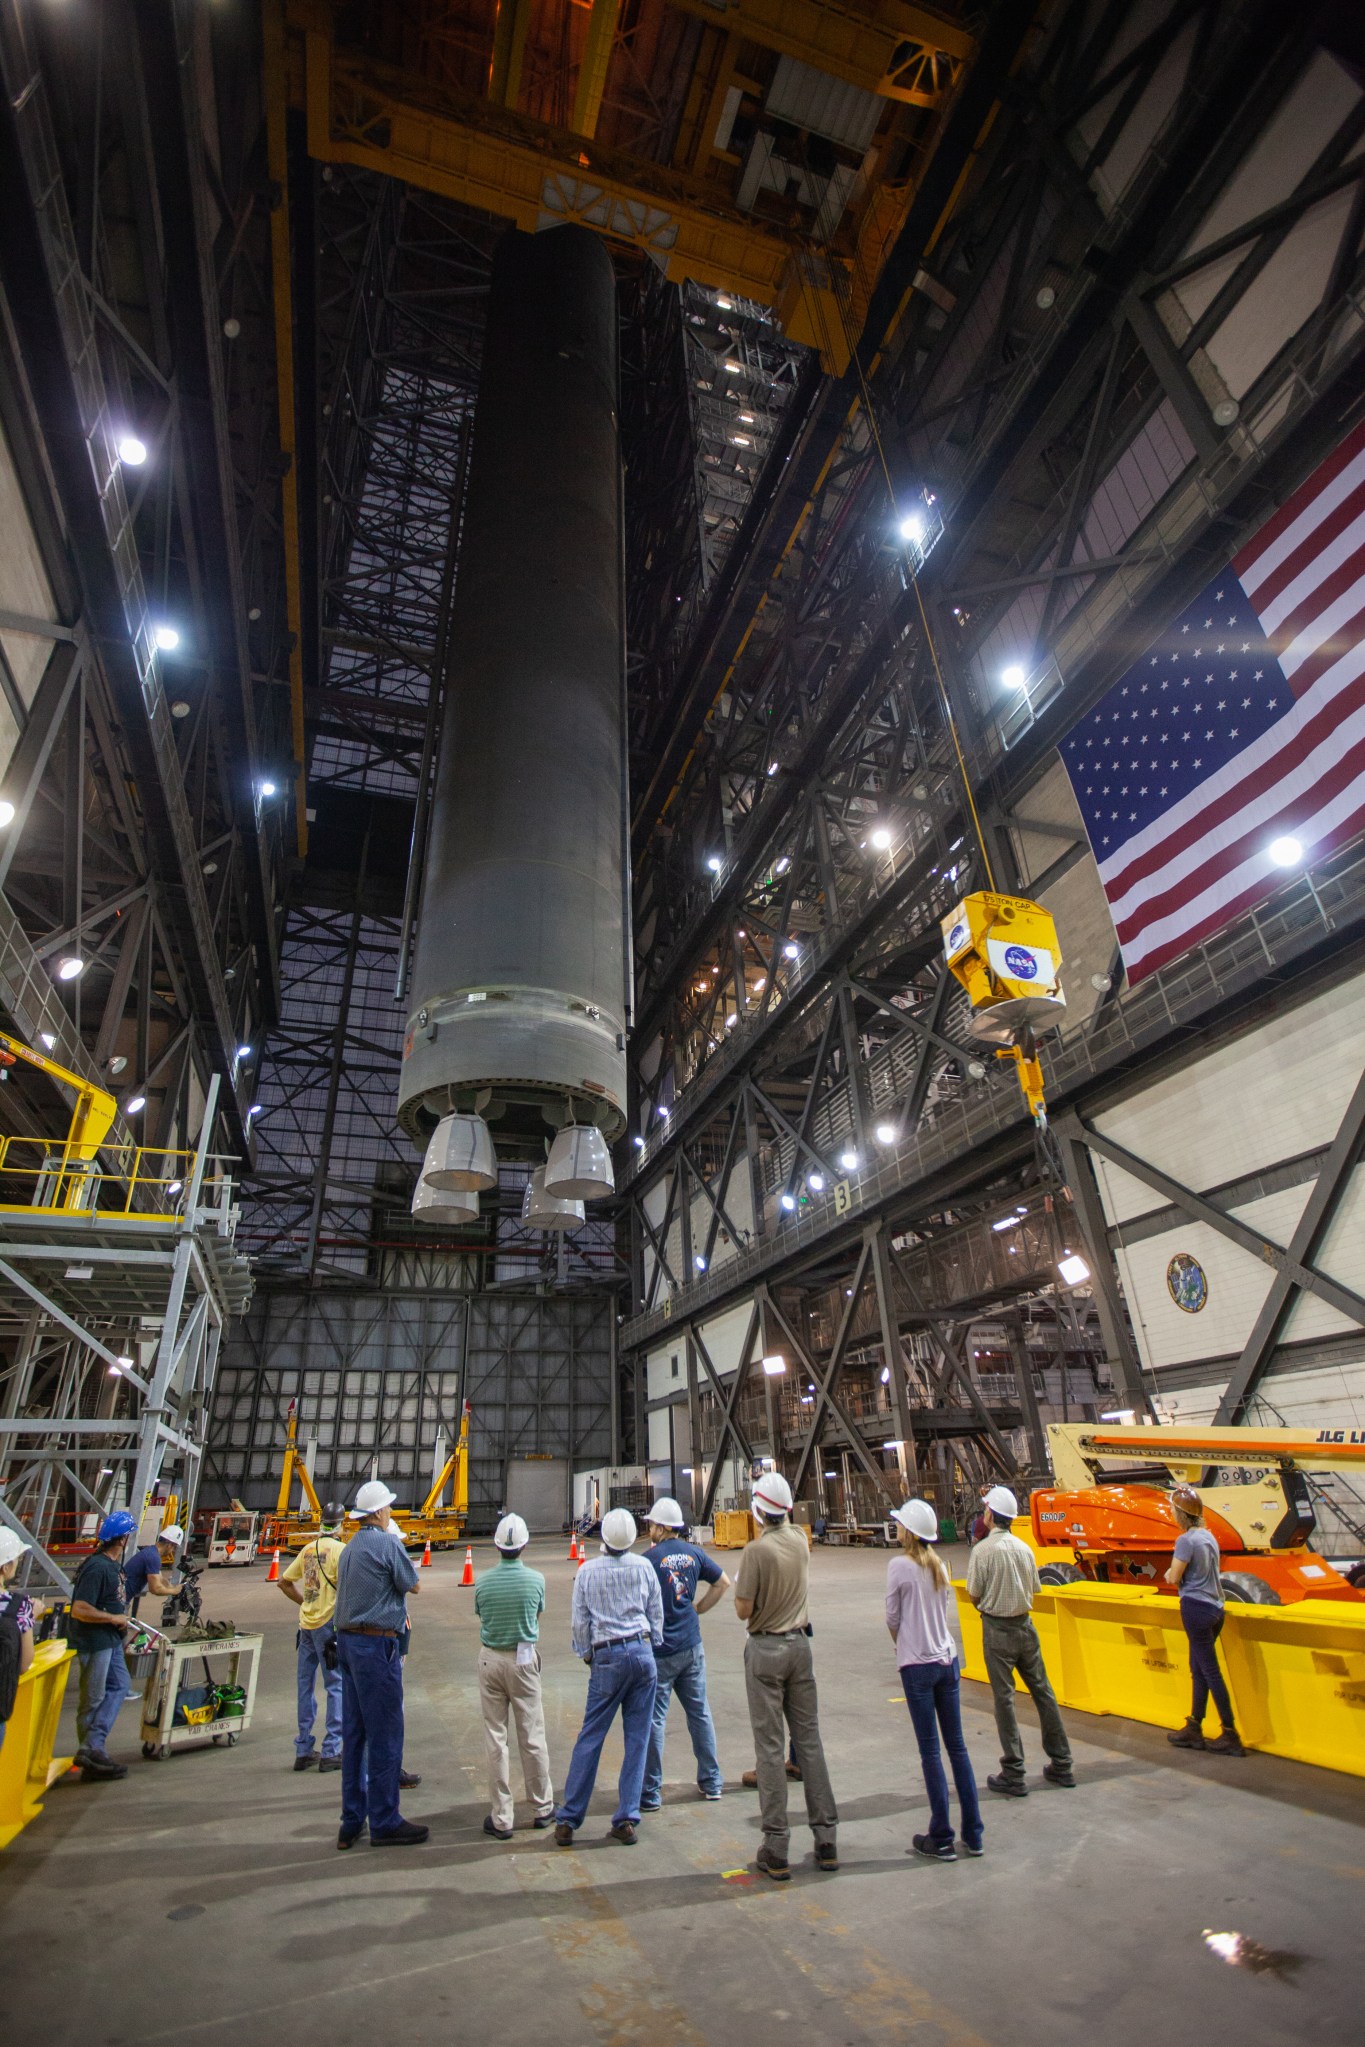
1003;944;1038;979
1166;1252;1208;1314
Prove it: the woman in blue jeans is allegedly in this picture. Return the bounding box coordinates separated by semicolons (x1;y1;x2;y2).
1164;1485;1245;1755
886;1499;983;1862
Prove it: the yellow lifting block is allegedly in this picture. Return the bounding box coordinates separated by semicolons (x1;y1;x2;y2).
0;1640;75;1850
941;893;1066;1045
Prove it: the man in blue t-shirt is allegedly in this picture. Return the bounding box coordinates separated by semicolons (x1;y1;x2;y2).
640;1499;731;1808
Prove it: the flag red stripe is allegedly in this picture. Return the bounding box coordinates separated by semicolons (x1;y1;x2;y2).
1111;729;1365;945
1241;473;1365;618
1125;807;1365;981
1234;416;1365;576
1272;588;1365;699
1265;552;1365;674
1101;669;1365;902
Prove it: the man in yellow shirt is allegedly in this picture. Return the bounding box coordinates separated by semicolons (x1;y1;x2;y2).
280;1521;345;1773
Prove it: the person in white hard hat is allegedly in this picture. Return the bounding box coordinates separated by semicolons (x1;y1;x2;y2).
0;1523;38;1759
473;1513;555;1838
554;1507;663;1848
887;1500;983;1861
966;1484;1075;1797
333;1479;427;1849
121;1523;185;1618
640;1498;729;1808
733;1471;838;1880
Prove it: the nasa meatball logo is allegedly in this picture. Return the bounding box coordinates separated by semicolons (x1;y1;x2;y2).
1003;944;1038;979
946;920;968;955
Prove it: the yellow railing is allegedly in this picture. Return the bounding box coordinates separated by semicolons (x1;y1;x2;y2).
0;1641;75;1849
0;1134;198;1219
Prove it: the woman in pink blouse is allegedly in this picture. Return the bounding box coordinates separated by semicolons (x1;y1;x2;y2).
886;1500;983;1862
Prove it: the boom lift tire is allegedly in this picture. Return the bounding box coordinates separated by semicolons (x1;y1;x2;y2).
1218;1571;1281;1605
1038;1563;1084;1586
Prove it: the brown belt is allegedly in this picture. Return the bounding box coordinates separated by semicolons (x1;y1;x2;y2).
340;1624;398;1638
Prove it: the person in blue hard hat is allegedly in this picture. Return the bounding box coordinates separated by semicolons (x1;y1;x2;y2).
69;1510;138;1780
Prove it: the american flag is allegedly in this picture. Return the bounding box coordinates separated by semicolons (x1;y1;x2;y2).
1060;417;1365;983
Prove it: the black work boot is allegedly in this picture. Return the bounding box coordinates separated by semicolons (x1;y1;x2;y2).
1167;1719;1205;1750
1205;1727;1247;1756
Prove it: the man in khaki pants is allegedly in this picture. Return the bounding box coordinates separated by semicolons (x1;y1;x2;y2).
473;1513;555;1838
734;1472;838;1881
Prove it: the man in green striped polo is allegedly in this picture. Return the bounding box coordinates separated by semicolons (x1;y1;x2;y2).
473;1514;555;1838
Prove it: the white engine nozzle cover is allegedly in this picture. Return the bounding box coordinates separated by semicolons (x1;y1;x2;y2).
422;1111;497;1193
543;1123;615;1201
522;1165;585;1232
412;1176;479;1224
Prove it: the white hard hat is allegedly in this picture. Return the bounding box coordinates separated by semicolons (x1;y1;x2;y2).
601;1507;637;1551
494;1512;530;1551
890;1499;939;1541
752;1472;794;1516
0;1525;33;1569
159;1524;185;1546
648;1497;685;1529
350;1479;398;1517
984;1485;1019;1519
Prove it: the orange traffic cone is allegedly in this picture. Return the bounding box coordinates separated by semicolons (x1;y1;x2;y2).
572;1534;582;1562
567;1530;578;1560
460;1545;475;1587
420;1538;432;1569
575;1540;585;1570
266;1547;280;1582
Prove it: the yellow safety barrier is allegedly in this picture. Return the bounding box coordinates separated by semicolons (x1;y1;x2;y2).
0;1640;75;1849
952;1580;1365;1779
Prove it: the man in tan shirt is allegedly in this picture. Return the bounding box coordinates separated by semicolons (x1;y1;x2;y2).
280;1522;345;1772
734;1472;838;1880
965;1485;1074;1797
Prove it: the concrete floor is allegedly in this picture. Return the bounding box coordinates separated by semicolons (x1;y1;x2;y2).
3;1543;1361;2047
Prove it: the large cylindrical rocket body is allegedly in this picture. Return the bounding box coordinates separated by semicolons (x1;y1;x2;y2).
398;226;628;1147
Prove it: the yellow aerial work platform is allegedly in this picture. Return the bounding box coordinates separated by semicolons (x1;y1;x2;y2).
953;1580;1365;1779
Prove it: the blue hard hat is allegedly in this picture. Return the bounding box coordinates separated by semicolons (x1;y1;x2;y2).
98;1509;138;1543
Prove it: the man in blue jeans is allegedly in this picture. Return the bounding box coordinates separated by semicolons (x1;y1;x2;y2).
555;1509;663;1847
68;1510;138;1782
334;1479;427;1849
640;1498;729;1807
279;1520;345;1772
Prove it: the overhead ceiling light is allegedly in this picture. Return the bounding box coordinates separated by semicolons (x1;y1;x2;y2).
725;1012;737;1028
167;1179;183;1195
880;1367;891;1384
775;856;790;874
694;1254;707;1271
1057;1252;1091;1286
116;1354;134;1367
1002;663;1027;689
247;1104;263;1118
780;1192;796;1211
753;975;766;992
870;827;892;850
715;296;733;310
839;1150;858;1170
154;625;180;652
117;435;147;466
108;1055;127;1075
767;761;779;776
823;1470;837;1478
170;699;191;719
632;1135;644;1148
259;780;278;798
723;358;742;373
991;1216;1016;1232
0;799;14;828
202;861;218;876
782;942;799;959
237;1043;252;1059
66;1265;93;1280
1035;285;1056;310
731;434;751;447
1212;397;1240;427
806;1172;824;1192
898;512;925;545
739;411;755;423
56;955;85;981
874;1122;898;1145
1100;1408;1137;1424
125;1094;146;1114
1268;835;1302;867
762;1355;786;1376
706;854;723;872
